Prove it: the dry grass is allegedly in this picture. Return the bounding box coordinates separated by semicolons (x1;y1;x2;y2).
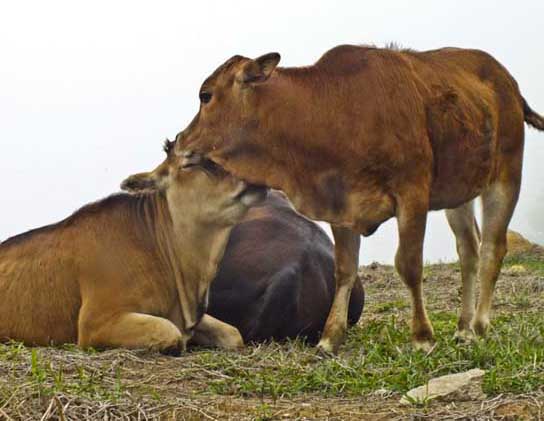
1;251;543;420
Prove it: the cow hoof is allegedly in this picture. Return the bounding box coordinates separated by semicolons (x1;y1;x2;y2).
160;345;182;357
316;338;338;356
471;318;490;337
220;332;244;350
160;339;185;357
412;339;435;354
454;328;476;343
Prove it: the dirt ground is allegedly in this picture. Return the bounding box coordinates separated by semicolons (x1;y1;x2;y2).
1;246;543;420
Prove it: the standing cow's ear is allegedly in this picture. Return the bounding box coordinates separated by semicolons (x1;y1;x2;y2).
241;52;281;83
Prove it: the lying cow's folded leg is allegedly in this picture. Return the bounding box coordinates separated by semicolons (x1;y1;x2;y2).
317;226;360;355
190;314;244;349
78;311;186;355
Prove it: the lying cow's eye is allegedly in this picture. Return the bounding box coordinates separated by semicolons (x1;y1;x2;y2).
199;91;212;104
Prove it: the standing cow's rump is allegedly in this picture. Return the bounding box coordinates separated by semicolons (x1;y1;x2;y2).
176;44;544;354
207;191;364;343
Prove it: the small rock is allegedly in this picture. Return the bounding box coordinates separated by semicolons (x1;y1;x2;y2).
373;388;393;398
400;368;485;405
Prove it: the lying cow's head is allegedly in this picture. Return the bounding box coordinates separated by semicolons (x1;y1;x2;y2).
174;53;282;186
121;139;267;226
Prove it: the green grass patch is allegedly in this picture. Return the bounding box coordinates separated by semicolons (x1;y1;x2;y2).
192;311;544;399
0;344;125;403
371;300;410;313
504;253;544;275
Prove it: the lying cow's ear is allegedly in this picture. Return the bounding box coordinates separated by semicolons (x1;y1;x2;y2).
120;172;157;194
242;52;281;83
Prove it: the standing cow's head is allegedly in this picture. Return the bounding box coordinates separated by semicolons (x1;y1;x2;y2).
175;53;283;186
121;139;267;226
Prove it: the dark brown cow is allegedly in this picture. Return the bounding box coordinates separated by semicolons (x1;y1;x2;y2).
176;45;544;353
207;191;365;343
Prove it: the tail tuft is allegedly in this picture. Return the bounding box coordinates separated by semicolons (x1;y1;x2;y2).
523;98;544;131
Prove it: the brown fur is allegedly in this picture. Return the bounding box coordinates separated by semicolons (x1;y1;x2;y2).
0;145;266;353
176;44;543;353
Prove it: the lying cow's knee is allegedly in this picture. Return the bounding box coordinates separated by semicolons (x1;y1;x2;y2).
78;312;186;354
219;325;244;350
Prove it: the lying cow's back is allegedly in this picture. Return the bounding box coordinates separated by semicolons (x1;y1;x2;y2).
208;191;365;343
0;220;82;344
0;194;179;346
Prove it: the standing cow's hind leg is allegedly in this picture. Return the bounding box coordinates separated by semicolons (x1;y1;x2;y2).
472;180;520;336
445;201;480;342
317;226;360;355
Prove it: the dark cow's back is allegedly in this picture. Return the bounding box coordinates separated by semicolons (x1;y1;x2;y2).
208;191;364;343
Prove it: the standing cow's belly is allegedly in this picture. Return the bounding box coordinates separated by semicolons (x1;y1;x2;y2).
287;171;395;235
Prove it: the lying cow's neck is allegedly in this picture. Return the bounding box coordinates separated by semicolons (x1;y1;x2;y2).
149;193;233;332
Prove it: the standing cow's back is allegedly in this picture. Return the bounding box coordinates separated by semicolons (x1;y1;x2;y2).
208;191;365;343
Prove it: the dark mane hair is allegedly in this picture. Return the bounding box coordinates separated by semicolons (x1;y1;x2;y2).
384;42;416;53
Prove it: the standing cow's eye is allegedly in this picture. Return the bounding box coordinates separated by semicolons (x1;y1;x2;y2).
199;91;212;104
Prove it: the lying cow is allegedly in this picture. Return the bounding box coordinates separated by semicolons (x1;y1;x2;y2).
178;45;544;354
207;191;365;343
0;139;266;354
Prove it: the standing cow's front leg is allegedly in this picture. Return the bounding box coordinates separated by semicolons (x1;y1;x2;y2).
395;192;434;351
317;226;360;354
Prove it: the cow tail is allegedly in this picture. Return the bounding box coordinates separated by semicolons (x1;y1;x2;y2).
523;97;544;131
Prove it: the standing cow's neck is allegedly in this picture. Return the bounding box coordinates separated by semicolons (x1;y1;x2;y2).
221;72;364;225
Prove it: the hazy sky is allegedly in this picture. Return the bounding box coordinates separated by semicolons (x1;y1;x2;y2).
1;0;543;263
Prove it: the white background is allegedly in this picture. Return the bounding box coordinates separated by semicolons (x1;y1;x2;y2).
1;0;543;263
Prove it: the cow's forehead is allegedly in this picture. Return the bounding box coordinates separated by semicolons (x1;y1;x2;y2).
202;55;247;87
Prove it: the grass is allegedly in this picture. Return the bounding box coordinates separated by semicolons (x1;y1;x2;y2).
191;310;543;399
0;252;543;419
504;253;544;275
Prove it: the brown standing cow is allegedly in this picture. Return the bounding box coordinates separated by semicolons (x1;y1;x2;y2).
0;140;266;354
177;45;544;354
